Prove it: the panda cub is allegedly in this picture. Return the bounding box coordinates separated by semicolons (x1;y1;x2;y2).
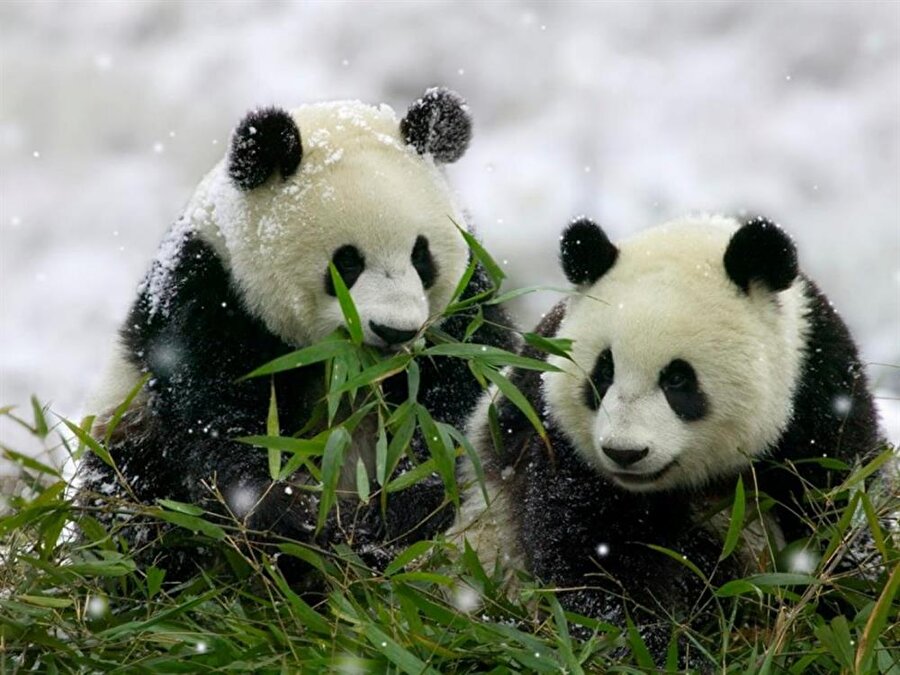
77;88;514;573
454;214;888;653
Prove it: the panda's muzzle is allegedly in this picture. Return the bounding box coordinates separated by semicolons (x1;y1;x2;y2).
369;321;419;346
602;445;649;468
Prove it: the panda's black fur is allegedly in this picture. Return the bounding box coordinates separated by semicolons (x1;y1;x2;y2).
76;90;516;577
463;217;889;660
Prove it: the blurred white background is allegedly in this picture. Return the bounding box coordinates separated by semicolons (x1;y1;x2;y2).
1;0;898;473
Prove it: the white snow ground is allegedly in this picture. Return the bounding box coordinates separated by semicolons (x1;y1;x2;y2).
1;1;898;475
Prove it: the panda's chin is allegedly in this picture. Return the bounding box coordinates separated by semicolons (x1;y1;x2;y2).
609;459;679;492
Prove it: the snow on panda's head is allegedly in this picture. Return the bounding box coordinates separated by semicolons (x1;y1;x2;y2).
543;214;810;493
192;88;472;348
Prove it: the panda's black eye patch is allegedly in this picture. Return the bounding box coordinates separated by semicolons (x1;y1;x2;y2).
411;235;437;289
659;359;708;421
325;245;365;295
584;348;614;410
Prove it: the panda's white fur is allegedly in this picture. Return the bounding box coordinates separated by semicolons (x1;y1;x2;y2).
163;101;467;349
543;214;810;492
91;100;469;418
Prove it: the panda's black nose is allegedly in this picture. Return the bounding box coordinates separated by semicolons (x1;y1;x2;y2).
602;446;649;468
369;321;418;345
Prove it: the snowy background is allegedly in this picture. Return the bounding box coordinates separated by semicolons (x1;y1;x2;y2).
1;0;898;475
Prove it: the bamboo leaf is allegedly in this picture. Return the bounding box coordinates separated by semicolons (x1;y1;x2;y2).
855;561;900;673
103;373;150;444
239;338;350;379
356;457;370;503
329;261;363;345
720;475;746;560
317;427;350;533
266;381;281;480
452;220;505;287
481;367;548;444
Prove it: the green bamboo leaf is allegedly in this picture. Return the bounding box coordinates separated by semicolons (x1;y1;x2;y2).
715;579;764;599
720;475;746;561
828;449;894;497
385;408;416;487
20;594;73;608
264;560;333;636
481;367;548;443
386;458;438;493
317;427;350;533
375;413;388;486
446;423;489;504
858;491;889;563
626;615;657;669
103;373;150;444
330;354;411;395
644;543;708;584
855;561;900;673
31;396;49;438
452;219;505;287
266;381;281;480
363;623;439;675
145;566;165;599
424;343;560;372
2;448;62;479
329;261;363;345
384;539;435;576
154;510;225;541
485;284;573;306
239;338;350;379
406;359;420;402
462;307;484;341
62;418;114;470
356;457;370;503
416;405;458;505
523;332;574;360
447;255;477;306
157;499;204;516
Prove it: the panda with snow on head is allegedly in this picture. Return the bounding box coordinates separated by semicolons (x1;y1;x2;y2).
452;214;895;659
76;87;515;574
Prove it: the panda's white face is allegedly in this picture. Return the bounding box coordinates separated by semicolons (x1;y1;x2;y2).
193;100;469;349
544;216;810;492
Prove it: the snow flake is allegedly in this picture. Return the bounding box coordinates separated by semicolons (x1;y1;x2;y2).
86;594;109;619
153;142;164;154
451;585;481;613
228;484;259;517
786;548;818;574
832;394;852;416
94;53;113;70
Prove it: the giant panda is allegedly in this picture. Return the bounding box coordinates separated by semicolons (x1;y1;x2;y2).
453;214;892;659
76;87;515;575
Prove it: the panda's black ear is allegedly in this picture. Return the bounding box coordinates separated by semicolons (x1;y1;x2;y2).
400;87;472;163
559;217;618;286
724;217;798;293
228;107;302;190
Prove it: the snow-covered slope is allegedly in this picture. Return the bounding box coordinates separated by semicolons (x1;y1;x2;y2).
1;1;898;472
